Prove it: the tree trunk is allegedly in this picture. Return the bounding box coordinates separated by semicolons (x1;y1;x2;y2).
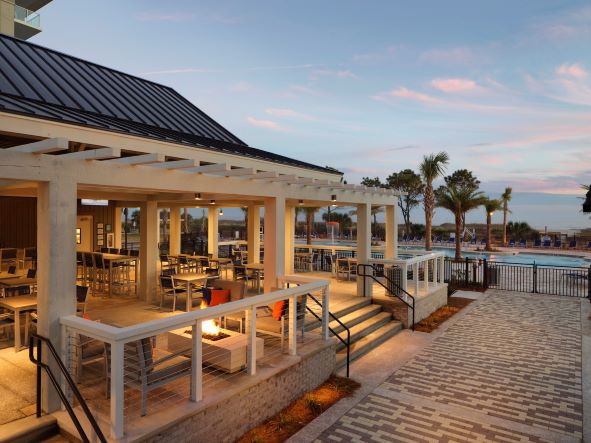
306;211;313;245
502;205;508;246
455;212;462;260
183;208;189;234
424;183;433;251
486;213;492;251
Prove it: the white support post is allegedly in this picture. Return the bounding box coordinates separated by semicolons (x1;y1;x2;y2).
432;259;438;285
247;205;261;264
423;259;429;289
285;206;295;275
322;286;330;340
191;320;202;402
263;196;286;293
288;295;297;355
169;206;181;256
414;263;419;295
114;207;122;249
356;203;372;297
402;263;408;292
110;341;125;439
139;201;158;302
385;205;397;259
440;256;445;283
246;307;257;375
37;178;77;412
208;208;219;257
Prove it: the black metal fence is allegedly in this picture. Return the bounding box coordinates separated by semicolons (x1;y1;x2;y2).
444;257;591;299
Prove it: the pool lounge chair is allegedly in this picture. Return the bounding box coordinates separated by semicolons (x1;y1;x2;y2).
533;239;541;248
568;240;577;249
469;238;477;246
508;239;516;247
587;241;591;250
480;239;486;246
518;239;527;248
543;240;551;248
553;240;562;249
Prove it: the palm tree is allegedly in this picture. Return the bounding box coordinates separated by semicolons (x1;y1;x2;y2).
483;198;502;251
419;151;449;250
501;187;512;246
436;185;485;260
305;207;320;245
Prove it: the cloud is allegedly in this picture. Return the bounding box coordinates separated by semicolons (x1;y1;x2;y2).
372;87;440;104
140;68;217;75
556;63;587;79
246;117;289;132
265;108;315;121
430;78;477;93
419;47;477;65
527;5;591;42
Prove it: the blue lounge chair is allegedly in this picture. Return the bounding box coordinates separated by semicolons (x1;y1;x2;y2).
568;240;577;249
480;239;486;246
533;239;541;248
448;237;455;245
543;240;551;248
587;241;591;250
469;238;477;245
508;239;516;247
553;240;562;249
519;239;527;248
401;235;408;243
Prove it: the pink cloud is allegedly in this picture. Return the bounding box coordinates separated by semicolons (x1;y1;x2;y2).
556;63;587;79
373;87;440;104
430;78;477;93
246;117;289;132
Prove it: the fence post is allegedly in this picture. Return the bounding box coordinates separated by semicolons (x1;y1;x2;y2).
110;341;124;440
483;259;488;289
288;295;297;356
588;265;591;303
190;320;202;402
532;263;538;293
246;306;257;375
464;257;469;287
322;286;329;340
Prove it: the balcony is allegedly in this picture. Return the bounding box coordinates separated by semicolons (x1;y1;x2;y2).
14;5;41;40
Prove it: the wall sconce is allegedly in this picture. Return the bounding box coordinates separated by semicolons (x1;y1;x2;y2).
210;200;216;205
194;193;202;200
219;209;224;216
298;200;304;206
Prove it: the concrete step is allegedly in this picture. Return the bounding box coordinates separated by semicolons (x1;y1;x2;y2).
335;311;393;351
0;415;59;443
336;320;403;369
308;304;383;335
304;296;371;331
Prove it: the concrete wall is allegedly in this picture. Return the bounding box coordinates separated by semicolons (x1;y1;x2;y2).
142;341;336;443
374;284;448;328
0;0;15;38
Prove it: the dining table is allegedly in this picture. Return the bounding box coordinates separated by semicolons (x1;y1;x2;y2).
0;272;24;280
245;263;265;293
0;277;37;297
101;253;138;298
172;272;212;311
0;294;36;352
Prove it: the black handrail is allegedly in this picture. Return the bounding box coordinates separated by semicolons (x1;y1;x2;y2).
305;293;351;378
29;334;107;443
357;263;416;330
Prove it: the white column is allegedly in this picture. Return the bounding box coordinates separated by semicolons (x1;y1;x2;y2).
169;206;181;255
413;262;419;295
423;259;429;289
402;263;408;292
247;205;261;263
385;205;397;259
114;206;122;249
440;256;445;283
37;178;77;412
356;203;372;297
207;208;219;257
285;206;295;275
110;341;124;439
433;259;438;284
139;201;158;302
263;196;286;293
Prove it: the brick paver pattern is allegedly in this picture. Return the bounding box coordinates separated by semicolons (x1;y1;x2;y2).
317;291;583;442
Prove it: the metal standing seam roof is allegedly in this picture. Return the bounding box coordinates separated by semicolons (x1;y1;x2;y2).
0;34;341;175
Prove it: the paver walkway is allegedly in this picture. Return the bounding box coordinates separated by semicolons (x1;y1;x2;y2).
316;290;584;442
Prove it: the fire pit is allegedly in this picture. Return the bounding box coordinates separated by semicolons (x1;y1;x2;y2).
184;329;230;342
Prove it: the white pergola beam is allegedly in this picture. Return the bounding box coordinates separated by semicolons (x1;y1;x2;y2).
62;147;121;160
269;174;297;182
210;167;257;177
187;163;230;174
251;171;279;180
7;137;69;154
149;159;198;170
109;153;165;165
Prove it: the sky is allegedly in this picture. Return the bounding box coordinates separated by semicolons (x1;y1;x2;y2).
31;1;591;229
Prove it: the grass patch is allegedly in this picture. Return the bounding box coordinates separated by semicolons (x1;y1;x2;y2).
236;375;360;443
414;297;473;333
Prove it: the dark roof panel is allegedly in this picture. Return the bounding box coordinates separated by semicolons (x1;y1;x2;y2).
0;34;339;175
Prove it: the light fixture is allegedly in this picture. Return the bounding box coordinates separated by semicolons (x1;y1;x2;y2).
194;193;202;200
219;209;224;216
331;194;337;202
488;211;494;217
298;200;304;206
583;186;591;213
210;200;216;205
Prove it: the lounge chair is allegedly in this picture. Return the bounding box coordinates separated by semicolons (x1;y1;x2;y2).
533;239;541;248
508;239;516;247
553;240;562;249
469;238;477;246
519;239;527;248
480;239;486;246
568;240;577;249
587;241;591;250
255;295;307;350
542;240;551;248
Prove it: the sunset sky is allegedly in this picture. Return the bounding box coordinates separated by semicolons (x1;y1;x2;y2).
32;1;591;228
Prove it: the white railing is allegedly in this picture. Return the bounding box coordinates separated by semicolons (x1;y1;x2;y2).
60;279;330;439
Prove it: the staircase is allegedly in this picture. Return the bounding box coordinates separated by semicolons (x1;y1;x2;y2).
306;296;403;370
0;416;59;443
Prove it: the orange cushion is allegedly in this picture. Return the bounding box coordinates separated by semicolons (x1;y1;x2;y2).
209;289;231;307
272;300;286;321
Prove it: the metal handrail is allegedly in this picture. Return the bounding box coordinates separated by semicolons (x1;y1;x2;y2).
357;263;416;330
305;293;351;378
29;334;107;443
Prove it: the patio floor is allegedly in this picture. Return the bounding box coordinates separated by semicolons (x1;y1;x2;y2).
314;290;585;442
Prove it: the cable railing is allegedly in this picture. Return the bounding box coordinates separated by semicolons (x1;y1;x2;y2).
29;333;107;443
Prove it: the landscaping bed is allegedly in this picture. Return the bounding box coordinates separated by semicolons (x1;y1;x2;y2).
237;375;360;443
414;297;473;332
